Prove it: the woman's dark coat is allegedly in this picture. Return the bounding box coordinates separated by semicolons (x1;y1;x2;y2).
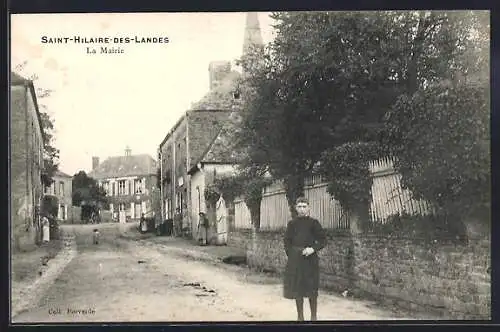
283;216;327;299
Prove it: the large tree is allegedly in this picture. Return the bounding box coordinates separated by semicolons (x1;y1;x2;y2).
380;11;490;235
72;171;108;208
236;11;489;233
237;12;404;218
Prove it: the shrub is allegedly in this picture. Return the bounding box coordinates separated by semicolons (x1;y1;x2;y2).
42;195;59;217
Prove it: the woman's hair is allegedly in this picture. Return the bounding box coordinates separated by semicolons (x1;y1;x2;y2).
295;196;309;205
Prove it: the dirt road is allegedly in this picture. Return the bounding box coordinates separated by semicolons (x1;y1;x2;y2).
12;224;416;322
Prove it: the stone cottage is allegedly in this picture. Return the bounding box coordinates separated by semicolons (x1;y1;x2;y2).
10;72;45;251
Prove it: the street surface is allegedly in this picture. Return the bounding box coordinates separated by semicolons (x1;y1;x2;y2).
12;223;418;322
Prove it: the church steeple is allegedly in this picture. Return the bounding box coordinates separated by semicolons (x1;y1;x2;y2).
242;12;264;57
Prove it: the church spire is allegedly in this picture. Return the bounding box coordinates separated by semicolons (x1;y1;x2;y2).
242;12;264;57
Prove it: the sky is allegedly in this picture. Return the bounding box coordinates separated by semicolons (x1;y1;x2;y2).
10;12;276;176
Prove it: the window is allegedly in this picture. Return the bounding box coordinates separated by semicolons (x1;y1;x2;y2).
60;204;66;220
119;203;126;211
112;182;116;196
59;182;64;196
102;181;109;195
118;180;126;195
134;178;143;194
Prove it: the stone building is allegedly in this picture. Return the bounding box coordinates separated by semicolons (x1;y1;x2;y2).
158;109;232;226
88;147;157;221
10;72;45;251
44;170;73;222
158;12;264;236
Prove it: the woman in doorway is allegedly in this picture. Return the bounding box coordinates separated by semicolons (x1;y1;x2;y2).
283;197;327;321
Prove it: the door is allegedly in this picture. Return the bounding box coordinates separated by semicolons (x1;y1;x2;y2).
135;203;141;219
61;204;66;220
119;204;126;223
215;196;228;245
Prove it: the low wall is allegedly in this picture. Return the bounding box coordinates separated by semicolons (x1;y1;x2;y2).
351;235;490;319
233;228;491;319
227;228;252;254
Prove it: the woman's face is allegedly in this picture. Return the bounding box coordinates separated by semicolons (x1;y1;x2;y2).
296;203;309;217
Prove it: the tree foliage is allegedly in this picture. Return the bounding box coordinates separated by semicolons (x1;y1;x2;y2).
209;169;271;230
380;10;490;227
40;112;60;187
72;171;108;207
42;194;59;217
383;83;490;223
236;10;489;230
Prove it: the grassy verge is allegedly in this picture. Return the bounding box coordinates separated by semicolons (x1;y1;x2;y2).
11;239;63;283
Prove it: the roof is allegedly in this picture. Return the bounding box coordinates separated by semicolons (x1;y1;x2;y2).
88;154;157;180
189;70;241;111
10;71;47;144
158;109;231;149
11;72;27;84
159;110;187;148
188;111;243;174
54;170;73;178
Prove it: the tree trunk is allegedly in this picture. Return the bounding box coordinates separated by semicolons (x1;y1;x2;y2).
348;201;371;235
248;202;261;230
284;172;305;219
407;12;425;95
225;200;235;232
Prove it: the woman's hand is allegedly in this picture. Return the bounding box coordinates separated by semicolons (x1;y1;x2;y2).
302;247;315;256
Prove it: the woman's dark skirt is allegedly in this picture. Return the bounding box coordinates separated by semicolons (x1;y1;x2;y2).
283;252;320;299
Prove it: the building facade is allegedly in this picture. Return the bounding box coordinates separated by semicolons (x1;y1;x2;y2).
158;13;264;236
44;170;73;222
158;109;232;227
88;148;157;221
10;72;45;251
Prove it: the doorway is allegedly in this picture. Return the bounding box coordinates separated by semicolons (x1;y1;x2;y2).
135;203;141;219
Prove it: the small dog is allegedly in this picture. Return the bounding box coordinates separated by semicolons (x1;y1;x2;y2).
92;228;100;245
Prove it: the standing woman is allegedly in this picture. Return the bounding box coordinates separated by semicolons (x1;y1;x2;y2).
42;214;50;244
198;212;209;246
283;197;327;321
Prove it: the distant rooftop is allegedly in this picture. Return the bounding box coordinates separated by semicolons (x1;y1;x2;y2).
54;170;73;178
88;154;157;180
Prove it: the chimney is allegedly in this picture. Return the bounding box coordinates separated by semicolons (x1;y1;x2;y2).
92;156;99;170
208;61;231;90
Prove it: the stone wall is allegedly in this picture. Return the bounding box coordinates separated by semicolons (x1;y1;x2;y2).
227;228;252;254
240;228;491;319
351;235;490;319
11;83;43;252
318;231;355;292
247;230;288;274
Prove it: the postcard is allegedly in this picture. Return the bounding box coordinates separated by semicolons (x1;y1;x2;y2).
9;11;491;323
